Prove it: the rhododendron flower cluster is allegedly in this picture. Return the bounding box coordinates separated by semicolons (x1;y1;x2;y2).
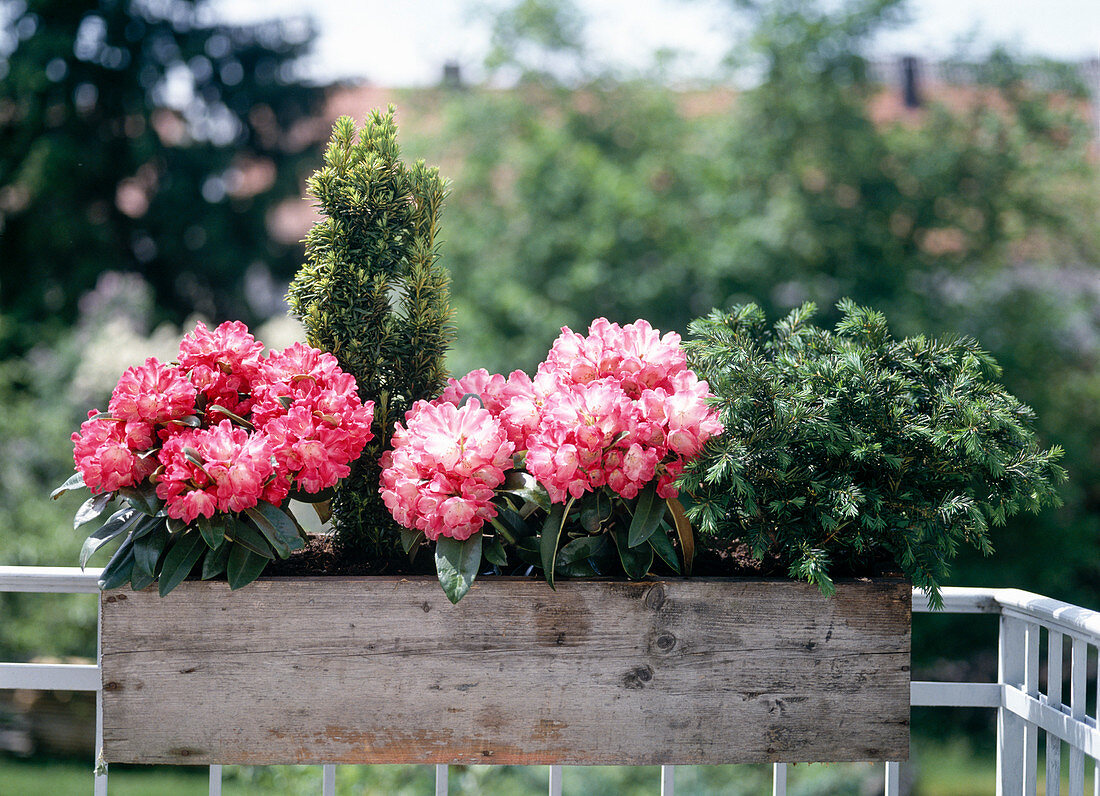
71;321;375;523
380;399;514;541
380;317;724;538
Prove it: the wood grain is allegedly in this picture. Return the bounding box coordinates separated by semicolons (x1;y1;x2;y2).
100;576;910;765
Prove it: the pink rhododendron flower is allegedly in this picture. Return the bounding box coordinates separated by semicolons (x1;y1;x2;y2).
108;357;196;424
525;379;658;501
438;368;542;450
156;420;277;521
540;318;687;398
177;321;265;418
380;399;514;541
72;412;157;494
520;319;724;502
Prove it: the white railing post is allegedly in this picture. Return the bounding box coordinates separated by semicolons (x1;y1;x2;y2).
884;761;900;796
549;764;563;796
322;764;336;796
1047;630;1063;796
1023;621;1041;793
1069;638;1087;794
998;614;1027;796
435;763;448;796
660;765;674;796
208;764;222;796
772;762;787;796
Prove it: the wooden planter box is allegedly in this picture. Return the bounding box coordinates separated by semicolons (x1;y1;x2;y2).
99;576;910;766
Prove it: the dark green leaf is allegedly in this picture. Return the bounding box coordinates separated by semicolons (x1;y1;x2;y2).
228;519;276;559
492;502;531;540
79;508;137;569
501;471;551;512
289;486;337;503
514;536;541;566
627;484;664;547
201;541;232;580
539;498;573;589
612;528;654;579
197;515;227;550
132;523;169;582
648;528;682;575
208;404;255;429
51;472;86;500
158;531;207;596
245;502;305;559
97;537;136;591
435;533;482;604
118;484;161;516
556;533;609;567
484;536;508;567
74;492;113;529
666;498;694;575
557;558;599;577
226;543;270;590
400;527;425;554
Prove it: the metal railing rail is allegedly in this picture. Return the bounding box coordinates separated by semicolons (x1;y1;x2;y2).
1;568;1098;795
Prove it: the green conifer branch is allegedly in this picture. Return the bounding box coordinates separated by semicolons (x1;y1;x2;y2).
288;108;453;560
680;300;1067;607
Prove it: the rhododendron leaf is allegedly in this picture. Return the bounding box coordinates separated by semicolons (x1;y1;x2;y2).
666;498;694;575
201;542;232;580
556;534;608;567
276;395;293;410
311;500;332;525
208;405;255;430
539;498;574;590
169;415;202;428
648;528;682;575
227;544;270;590
118;484;160;516
98;534;136;589
289;486;337;504
514;536;541;566
196;516;227;550
399;528;424;554
435;533;482;605
484;536;508;567
228;520;276;559
80;508;138;569
491;503;529;542
501;472;551;513
74;492;113;529
557;558;599;578
159;531;206;596
51;472;86;500
245;503;304;559
627;484;664;548
166;517;188;535
612;528;654;580
132;524;169;583
97;537;135;590
455;392;482;409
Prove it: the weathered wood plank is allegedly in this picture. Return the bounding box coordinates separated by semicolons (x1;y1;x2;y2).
100;576;910;766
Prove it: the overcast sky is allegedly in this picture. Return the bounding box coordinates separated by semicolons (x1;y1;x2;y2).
215;0;1100;86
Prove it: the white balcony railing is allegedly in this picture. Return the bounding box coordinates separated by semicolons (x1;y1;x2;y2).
2;566;1098;796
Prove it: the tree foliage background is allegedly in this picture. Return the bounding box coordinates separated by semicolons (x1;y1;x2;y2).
2;0;1099;714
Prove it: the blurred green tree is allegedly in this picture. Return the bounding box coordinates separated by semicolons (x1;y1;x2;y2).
0;0;324;356
436;0;1100;617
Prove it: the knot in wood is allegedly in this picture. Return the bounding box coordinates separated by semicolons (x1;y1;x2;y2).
621;665;654;690
654;633;676;651
643;585;666;611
